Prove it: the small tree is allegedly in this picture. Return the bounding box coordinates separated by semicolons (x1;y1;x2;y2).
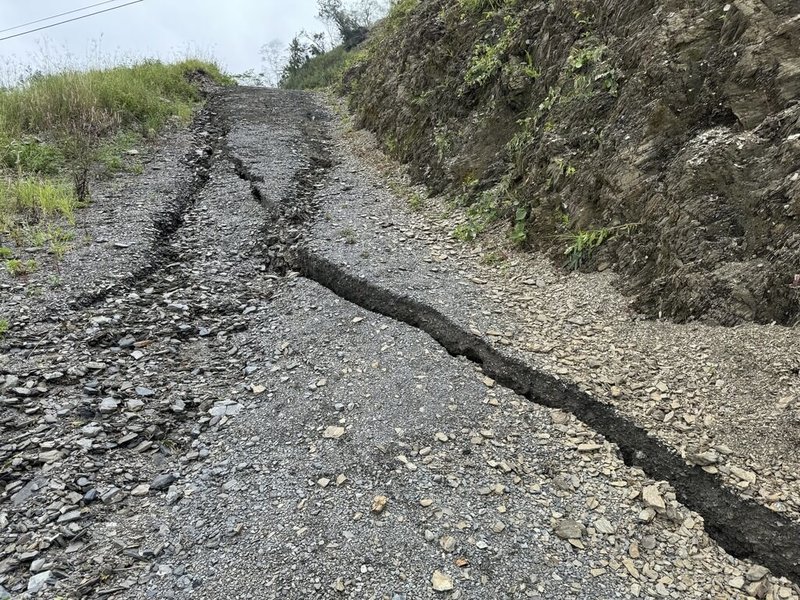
279;32;332;86
49;96;118;202
317;0;370;49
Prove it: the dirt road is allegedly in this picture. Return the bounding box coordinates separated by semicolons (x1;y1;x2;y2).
1;88;798;599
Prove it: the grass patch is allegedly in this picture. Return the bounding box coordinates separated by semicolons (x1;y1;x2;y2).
560;223;638;269
0;135;62;174
5;258;37;276
481;250;507;266
0;177;78;233
0;59;232;138
408;192;425;211
463;15;520;89
0;318;8;336
96;131;144;175
0;58;231;258
340;227;357;244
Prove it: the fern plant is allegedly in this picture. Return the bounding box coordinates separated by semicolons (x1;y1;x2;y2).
561;223;638;269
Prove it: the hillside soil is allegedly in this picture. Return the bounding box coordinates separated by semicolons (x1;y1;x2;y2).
0;88;798;600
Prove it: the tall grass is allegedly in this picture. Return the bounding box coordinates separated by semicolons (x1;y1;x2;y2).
0;57;232;251
0;59;232;137
0;177;78;232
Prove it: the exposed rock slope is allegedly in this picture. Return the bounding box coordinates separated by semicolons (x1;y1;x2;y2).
344;0;800;324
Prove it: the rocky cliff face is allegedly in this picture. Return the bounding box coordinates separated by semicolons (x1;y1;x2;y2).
344;0;800;325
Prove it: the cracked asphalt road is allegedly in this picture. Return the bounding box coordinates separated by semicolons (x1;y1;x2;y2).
1;87;797;600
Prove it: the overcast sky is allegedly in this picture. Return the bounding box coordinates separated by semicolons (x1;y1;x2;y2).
0;0;323;82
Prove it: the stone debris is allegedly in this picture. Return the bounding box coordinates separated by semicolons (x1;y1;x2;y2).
371;495;388;514
323;425;346;439
642;484;667;512
431;570;454;592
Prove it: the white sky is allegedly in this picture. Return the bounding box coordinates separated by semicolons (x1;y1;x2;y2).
0;0;323;81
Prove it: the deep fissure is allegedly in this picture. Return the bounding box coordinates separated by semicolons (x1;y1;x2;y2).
232;108;800;584
295;249;800;585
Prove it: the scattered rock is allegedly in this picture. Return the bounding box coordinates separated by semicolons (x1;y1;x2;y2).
151;473;178;491
642;485;666;512
323;425;346;439
594;517;615;534
439;535;456;552
554;519;584;540
27;571;52;594
431;570;454;592
131;484;150;497
99;397;118;413
745;565;770;582
371;495;388;514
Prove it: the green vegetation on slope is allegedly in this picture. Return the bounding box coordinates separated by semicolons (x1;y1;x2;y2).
0;60;232;138
277;0;389;90
281;46;350;90
0;59;231;269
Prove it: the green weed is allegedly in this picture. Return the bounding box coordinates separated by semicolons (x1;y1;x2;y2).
510;207;528;245
0;177;78;232
433;126;452;162
451;187;510;242
0;318;8;336
96;131;144;175
567;44;606;72
0;246;12;259
481;250;506;266
458;0;512;14
561;223;638;269
453;221;484;242
523;52;541;79
0;136;62;174
5;258;37;276
463;16;521;89
340;227;357;244
408;192;425;211
547;157;577;191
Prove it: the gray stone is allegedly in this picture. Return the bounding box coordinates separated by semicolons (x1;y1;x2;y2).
745;565;770;582
127;398;145;411
554;519;584;540
99;397;118;413
27;571;52;593
57;510;82;523
37;450;63;464
101;487;121;503
151;473;179;490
